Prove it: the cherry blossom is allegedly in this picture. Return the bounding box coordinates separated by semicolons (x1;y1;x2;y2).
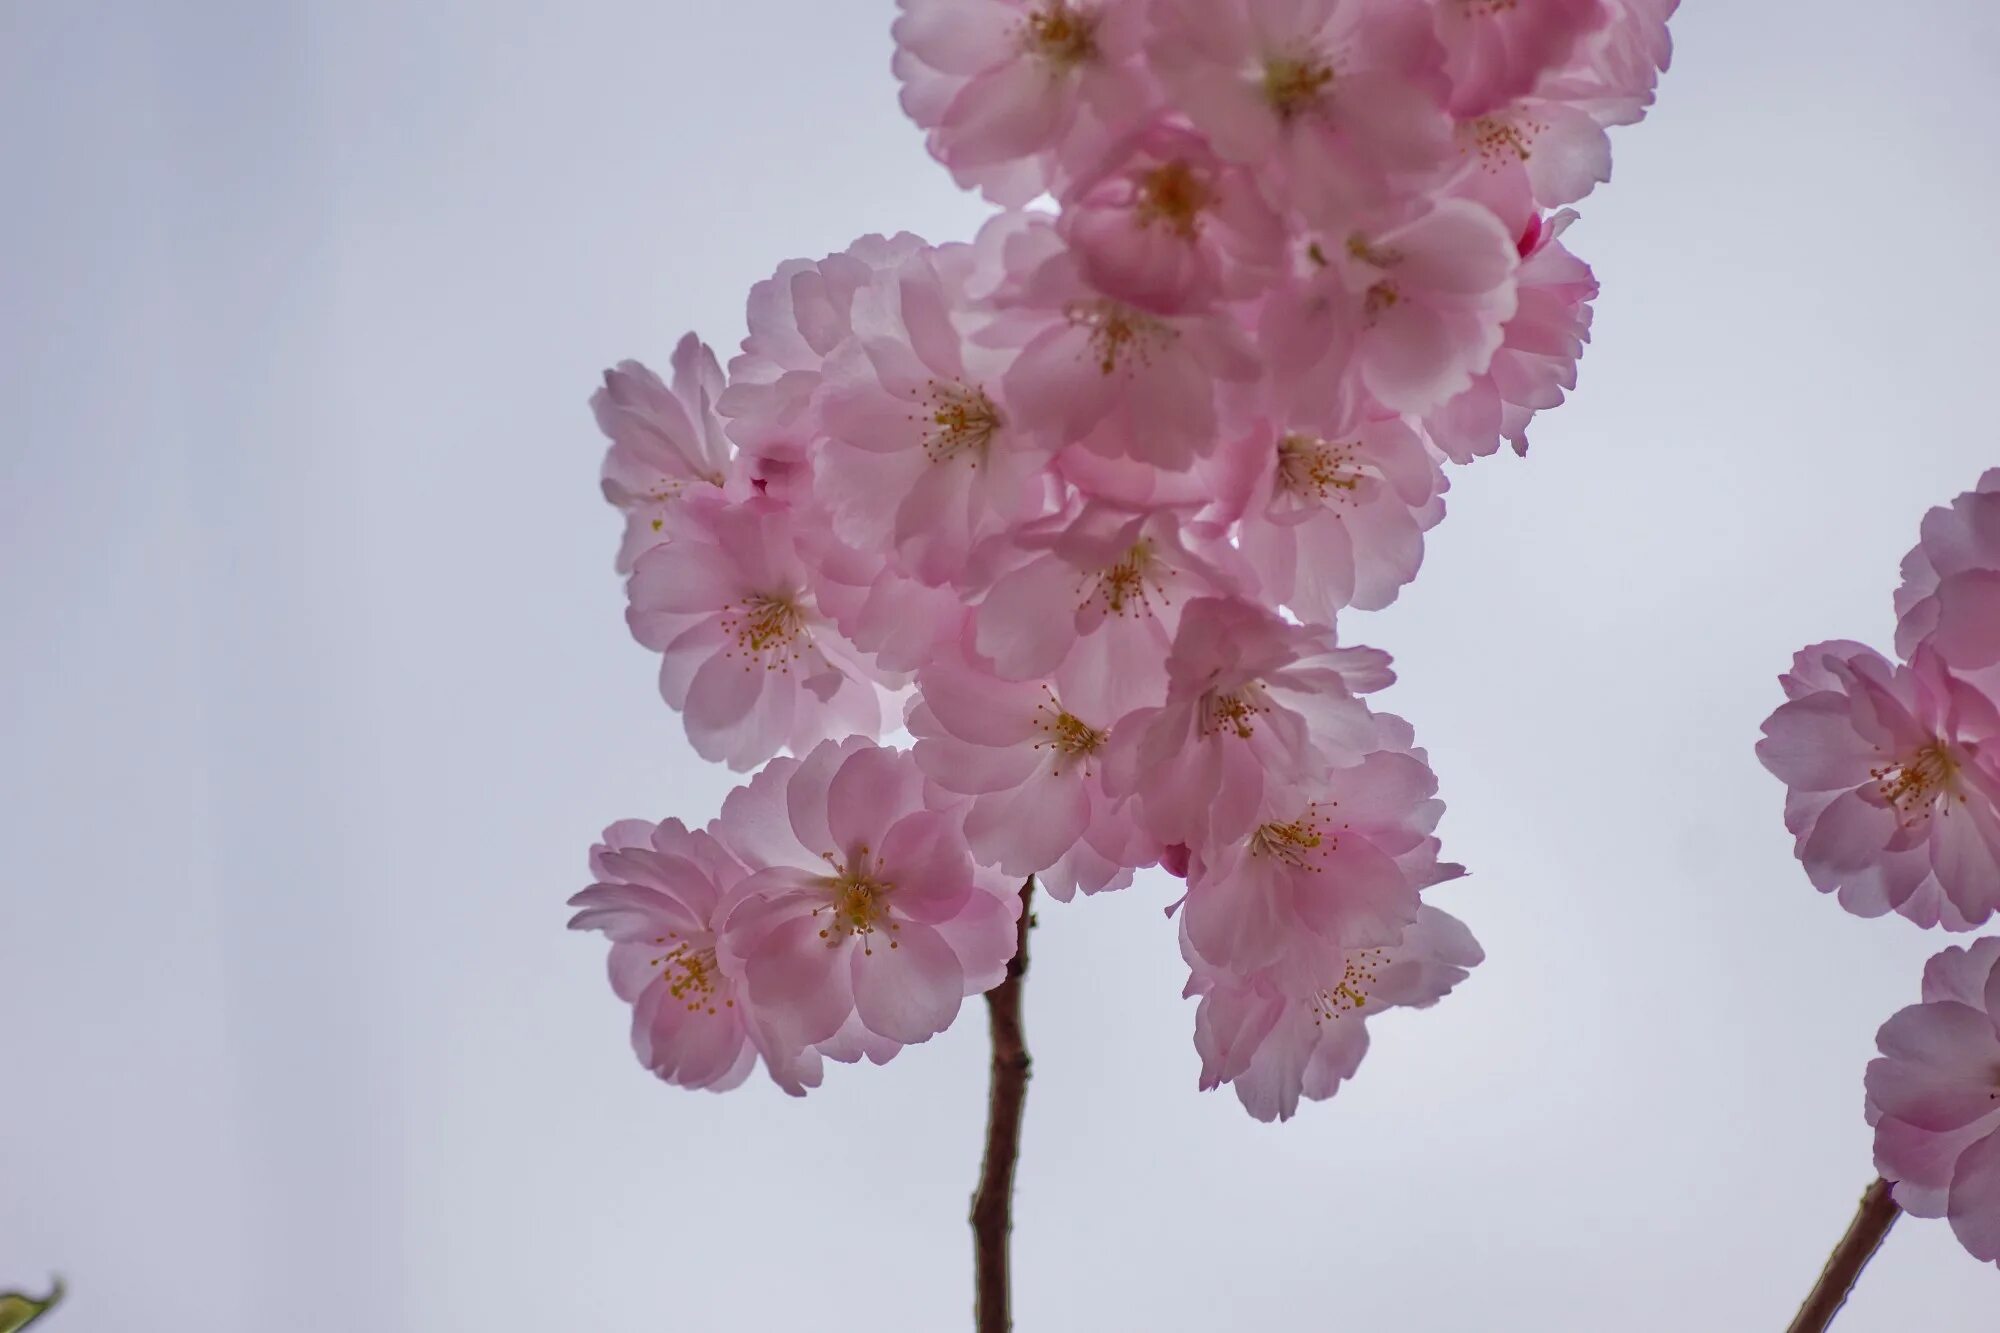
818;245;1053;586
1188;905;1482;1122
1756;639;2000;930
1261;200;1520;426
1450;95;1613;228
568;818;822;1095
592;335;735;572
626;494;890;771
1221;414;1447;617
892;0;1157;206
1101;596;1394;848
714;738;1022;1053
1868;937;2000;1266
1896;469;2000;694
1435;0;1608;118
1540;0;1679;129
987;213;1262;472
1177;740;1457;974
718;232;930;494
1147;0;1455;223
1423;209;1598;461
798;520;971;677
908;639;1146;899
1059;121;1286;314
968;500;1245;694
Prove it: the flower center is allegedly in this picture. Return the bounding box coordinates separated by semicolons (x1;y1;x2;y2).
719;592;810;668
1136;160;1212;240
1026;1;1098;66
1362;281;1401;325
815;851;900;954
1463;115;1538;168
1031;688;1107;775
1346;233;1403;269
1082;539;1167;616
920;381;1002;465
1249;803;1334;867
1262;54;1334;119
1200;688;1270;740
1065;299;1176;375
1311;947;1387;1022
1276;434;1366;503
1871;741;1963;827
648;930;731;1016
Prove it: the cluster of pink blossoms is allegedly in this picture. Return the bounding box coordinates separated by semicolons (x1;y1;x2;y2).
574;0;1674;1121
1759;471;2000;1262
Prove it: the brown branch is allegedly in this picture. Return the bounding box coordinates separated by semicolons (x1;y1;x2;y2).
1787;1178;1900;1333
971;876;1036;1333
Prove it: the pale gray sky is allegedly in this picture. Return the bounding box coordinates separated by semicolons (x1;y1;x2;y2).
5;2;2000;1329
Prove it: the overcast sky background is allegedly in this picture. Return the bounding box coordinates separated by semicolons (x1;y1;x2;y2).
5;2;2000;1329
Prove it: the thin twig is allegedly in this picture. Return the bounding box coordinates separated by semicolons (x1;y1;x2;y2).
1787;1178;1900;1333
971;876;1036;1333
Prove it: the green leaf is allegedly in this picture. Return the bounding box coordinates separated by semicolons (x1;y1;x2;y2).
0;1278;63;1331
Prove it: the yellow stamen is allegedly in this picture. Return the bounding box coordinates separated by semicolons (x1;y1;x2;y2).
1031;688;1108;776
1065;300;1176;375
1346;233;1403;269
917;380;1002;465
1362;281;1400;324
719;593;810;673
1026;1;1099;67
813;849;901;955
1276;434;1365;503
1870;741;1965;829
1136;160;1212;240
1311;948;1387;1022
1263;55;1334;119
1081;539;1167;617
1249;803;1336;867
1200;689;1266;740
1463;115;1537;168
648;931;730;1016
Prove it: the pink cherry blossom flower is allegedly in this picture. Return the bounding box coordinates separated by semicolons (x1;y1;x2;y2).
1178;742;1455;975
1059;122;1286;314
1101;596;1394;847
818;246;1055;587
1756;640;2000;929
1261;200;1520;425
909;639;1145;899
626;494;890;771
714;738;1022;1052
968;501;1245;697
593;336;735;572
798;519;972;677
986;214;1262;472
718;233;931;489
1147;0;1455;223
1896;469;2000;695
1451;95;1612;225
1867;937;2000;1265
1422;208;1598;461
892;0;1158;207
569;818;823;1095
1539;0;1678;129
1435;0;1608;118
1221;415;1447;618
1188;904;1482;1122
